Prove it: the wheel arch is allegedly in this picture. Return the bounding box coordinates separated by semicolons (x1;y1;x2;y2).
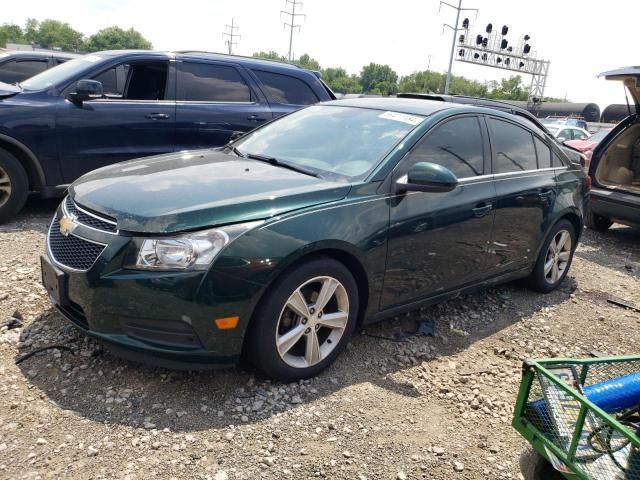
240;242;372;356
0;134;46;192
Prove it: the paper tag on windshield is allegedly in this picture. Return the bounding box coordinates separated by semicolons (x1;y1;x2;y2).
379;111;424;125
83;55;102;63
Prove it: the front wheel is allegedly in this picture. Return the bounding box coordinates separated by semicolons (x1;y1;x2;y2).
529;219;576;293
0;149;29;223
247;257;359;381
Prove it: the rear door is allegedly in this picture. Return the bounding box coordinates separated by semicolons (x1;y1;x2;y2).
486;117;557;275
251;69;321;120
381;115;496;308
56;55;176;182
175;60;271;150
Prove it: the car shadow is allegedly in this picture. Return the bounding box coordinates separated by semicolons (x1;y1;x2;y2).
575;225;640;280
15;277;576;434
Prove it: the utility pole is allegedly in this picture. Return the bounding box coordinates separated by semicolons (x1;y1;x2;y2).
281;0;305;62
223;18;240;55
427;54;432;72
440;0;477;94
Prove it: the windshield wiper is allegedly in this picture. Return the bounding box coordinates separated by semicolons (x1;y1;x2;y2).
245;153;321;178
224;145;246;158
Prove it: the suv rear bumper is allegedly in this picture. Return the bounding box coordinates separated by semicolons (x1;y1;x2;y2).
589;187;640;227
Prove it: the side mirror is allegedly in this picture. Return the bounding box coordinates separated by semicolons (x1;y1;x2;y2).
557;136;567;143
396;161;458;193
67;79;103;104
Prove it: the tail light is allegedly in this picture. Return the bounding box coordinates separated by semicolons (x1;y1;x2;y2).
586;175;592;190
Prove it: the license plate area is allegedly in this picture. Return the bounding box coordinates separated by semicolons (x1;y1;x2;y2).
40;255;68;306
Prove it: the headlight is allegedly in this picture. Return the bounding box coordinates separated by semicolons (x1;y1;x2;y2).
128;221;262;271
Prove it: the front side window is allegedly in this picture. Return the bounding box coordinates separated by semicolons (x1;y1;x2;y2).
534;137;552;169
573;129;589;140
235;105;421;180
92;61;167;100
0;59;48;84
253;70;318;105
178;62;251;102
489;118;538;173
403;116;484;178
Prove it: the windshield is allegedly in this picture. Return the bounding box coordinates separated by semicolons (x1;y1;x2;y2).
21;54;104;91
589;129;611;143
234;105;423;180
546;126;560;135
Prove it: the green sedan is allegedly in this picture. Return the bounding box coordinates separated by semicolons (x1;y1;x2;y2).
41;97;587;380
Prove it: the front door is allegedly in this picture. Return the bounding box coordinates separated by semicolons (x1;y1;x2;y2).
175;60;272;150
486;117;558;275
381;115;496;309
56;56;176;183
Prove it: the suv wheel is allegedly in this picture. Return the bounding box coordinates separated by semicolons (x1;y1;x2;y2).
585;206;612;232
248;257;358;381
529;219;576;293
0;149;29;223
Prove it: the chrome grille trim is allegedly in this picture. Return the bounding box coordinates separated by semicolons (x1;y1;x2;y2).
63;196;118;234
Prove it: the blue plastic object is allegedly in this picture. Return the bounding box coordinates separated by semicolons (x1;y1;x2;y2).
584;371;640;414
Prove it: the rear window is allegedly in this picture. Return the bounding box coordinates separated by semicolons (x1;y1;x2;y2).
489;118;538;173
253;70;318;105
179;62;252;102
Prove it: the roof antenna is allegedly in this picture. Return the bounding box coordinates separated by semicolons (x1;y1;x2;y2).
624;83;632;117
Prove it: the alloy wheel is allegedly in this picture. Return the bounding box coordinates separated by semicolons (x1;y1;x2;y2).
276;276;349;369
543;229;572;284
0;166;11;208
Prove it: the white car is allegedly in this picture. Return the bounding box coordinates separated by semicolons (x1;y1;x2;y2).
545;125;591;143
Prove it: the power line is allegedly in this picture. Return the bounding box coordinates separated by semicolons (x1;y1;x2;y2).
439;0;478;94
222;18;240;55
281;0;305;61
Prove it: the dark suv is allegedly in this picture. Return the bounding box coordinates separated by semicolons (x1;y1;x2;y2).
0;50;79;84
0;50;334;221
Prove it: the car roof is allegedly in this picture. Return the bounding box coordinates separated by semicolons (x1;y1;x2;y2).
1;50;79;60
94;50;309;73
323;97;458;116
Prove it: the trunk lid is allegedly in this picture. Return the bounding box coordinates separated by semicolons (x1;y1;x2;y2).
599;67;640;112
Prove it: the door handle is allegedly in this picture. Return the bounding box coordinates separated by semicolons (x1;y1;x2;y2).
145;113;170;120
247;114;267;122
472;204;493;218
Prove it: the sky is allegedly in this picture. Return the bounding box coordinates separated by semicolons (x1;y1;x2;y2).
3;0;637;110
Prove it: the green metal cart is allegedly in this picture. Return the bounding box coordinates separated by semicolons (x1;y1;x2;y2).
513;356;640;479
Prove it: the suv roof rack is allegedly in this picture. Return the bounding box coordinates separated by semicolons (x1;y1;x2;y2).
396;93;547;131
172;50;302;68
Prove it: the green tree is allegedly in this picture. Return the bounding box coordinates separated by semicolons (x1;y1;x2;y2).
360;63;398;95
321;67;362;94
85;26;152;52
33;19;84;51
449;74;488;97
23;18;39;43
398;71;445;94
0;23;25;47
295;53;321;71
252;51;287;62
487;75;528;101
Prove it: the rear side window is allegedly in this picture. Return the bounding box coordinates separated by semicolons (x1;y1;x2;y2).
179;62;251;102
534;137;552;169
253;70;318;105
489;118;537;173
404;116;484;178
0;59;48;83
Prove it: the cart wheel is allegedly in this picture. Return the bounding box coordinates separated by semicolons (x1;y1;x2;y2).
519;446;565;480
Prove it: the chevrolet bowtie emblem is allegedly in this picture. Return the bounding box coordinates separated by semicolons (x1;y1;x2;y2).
59;215;77;237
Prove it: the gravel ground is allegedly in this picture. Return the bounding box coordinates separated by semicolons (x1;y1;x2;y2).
1;198;639;480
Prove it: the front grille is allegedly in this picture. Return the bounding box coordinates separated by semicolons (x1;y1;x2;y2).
48;218;106;271
65;196;117;234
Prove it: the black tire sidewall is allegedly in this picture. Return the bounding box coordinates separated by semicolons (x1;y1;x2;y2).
248;257;359;381
585;204;612;231
0;149;29;223
530;220;576;293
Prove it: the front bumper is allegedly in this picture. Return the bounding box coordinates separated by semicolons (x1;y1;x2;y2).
589;187;640;228
43;201;266;369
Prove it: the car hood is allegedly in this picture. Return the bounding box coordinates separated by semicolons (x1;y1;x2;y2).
599;67;640;110
70;150;351;233
0;81;21;98
564;139;595;152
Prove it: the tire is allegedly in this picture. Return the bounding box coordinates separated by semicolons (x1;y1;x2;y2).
529;219;576;293
0;148;29;223
519;445;565;480
247;257;359;381
585;205;612;232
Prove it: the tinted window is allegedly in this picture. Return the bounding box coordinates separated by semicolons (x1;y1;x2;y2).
404;117;484;178
179;63;251;102
534;137;552;169
489;119;537;173
0;59;48;83
92;62;166;100
253;70;318;105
